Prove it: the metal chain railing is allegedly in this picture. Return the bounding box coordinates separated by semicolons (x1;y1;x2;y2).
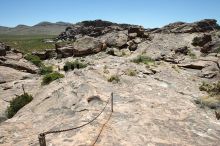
38;92;114;146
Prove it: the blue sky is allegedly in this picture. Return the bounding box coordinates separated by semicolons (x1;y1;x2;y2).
0;0;219;28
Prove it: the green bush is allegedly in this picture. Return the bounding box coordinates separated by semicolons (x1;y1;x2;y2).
213;47;220;53
192;37;201;46
199;82;213;93
63;60;87;72
125;69;137;76
39;65;53;75
198;81;220;109
199;81;220;96
187;50;196;59
24;54;42;67
108;75;120;83
132;55;155;65
42;72;64;85
6;93;33;118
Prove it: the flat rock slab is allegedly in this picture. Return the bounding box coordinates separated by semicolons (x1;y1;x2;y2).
178;60;215;70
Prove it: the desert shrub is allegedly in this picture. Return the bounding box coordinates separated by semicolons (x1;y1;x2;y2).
121;51;126;56
6;93;33;118
172;65;180;73
198;81;220;109
63;60;87;72
198;95;220;109
187;50;196;59
39;65;53;75
42;72;64;85
199;81;220;95
108;75;120;83
103;65;109;74
213;47;220;53
192;35;211;47
192;37;201;46
199;82;214;93
132;55;155;65
125;69;137;76
104;65;108;70
24;54;42;66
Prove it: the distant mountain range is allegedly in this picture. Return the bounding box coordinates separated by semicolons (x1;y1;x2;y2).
0;21;72;35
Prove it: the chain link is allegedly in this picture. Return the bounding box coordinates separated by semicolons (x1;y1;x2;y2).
41;97;111;136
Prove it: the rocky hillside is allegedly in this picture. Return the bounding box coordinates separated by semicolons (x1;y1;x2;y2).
0;22;72;35
0;19;220;146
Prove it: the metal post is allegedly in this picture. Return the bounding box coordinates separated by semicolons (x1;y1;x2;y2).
38;133;46;146
111;92;113;112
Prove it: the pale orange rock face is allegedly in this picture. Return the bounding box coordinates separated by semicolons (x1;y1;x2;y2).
1;19;220;146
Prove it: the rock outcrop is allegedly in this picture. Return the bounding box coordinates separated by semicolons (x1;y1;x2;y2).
153;19;219;33
73;36;106;56
56;45;74;58
100;31;128;48
32;49;57;60
57;19;135;40
0;43;10;56
0;44;38;74
56;36;106;57
0;58;38;74
1;19;220;146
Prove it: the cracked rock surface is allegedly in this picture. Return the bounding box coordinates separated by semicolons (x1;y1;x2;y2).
0;19;220;146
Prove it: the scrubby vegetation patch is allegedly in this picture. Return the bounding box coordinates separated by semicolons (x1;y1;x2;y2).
108;75;120;83
132;55;155;65
6;93;33;118
63;60;87;72
42;72;64;85
198;81;220;109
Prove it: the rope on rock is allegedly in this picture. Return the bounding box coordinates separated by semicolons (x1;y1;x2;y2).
39;93;114;146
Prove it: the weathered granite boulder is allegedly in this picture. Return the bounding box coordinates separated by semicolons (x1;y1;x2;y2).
73;36;106;56
56;45;74;58
100;31;128;48
0;43;6;56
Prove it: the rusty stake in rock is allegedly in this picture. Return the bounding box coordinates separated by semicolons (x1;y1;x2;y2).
38;133;46;146
111;92;113;112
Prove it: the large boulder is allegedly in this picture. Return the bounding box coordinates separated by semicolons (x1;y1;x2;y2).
45;49;57;59
178;60;214;70
199;64;219;78
201;42;215;53
0;59;38;74
56;45;74;58
73;36;106;56
56;36;106;58
128;26;145;37
127;41;138;51
32;51;46;60
0;43;6;56
100;31;128;48
32;49;57;60
174;46;189;55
